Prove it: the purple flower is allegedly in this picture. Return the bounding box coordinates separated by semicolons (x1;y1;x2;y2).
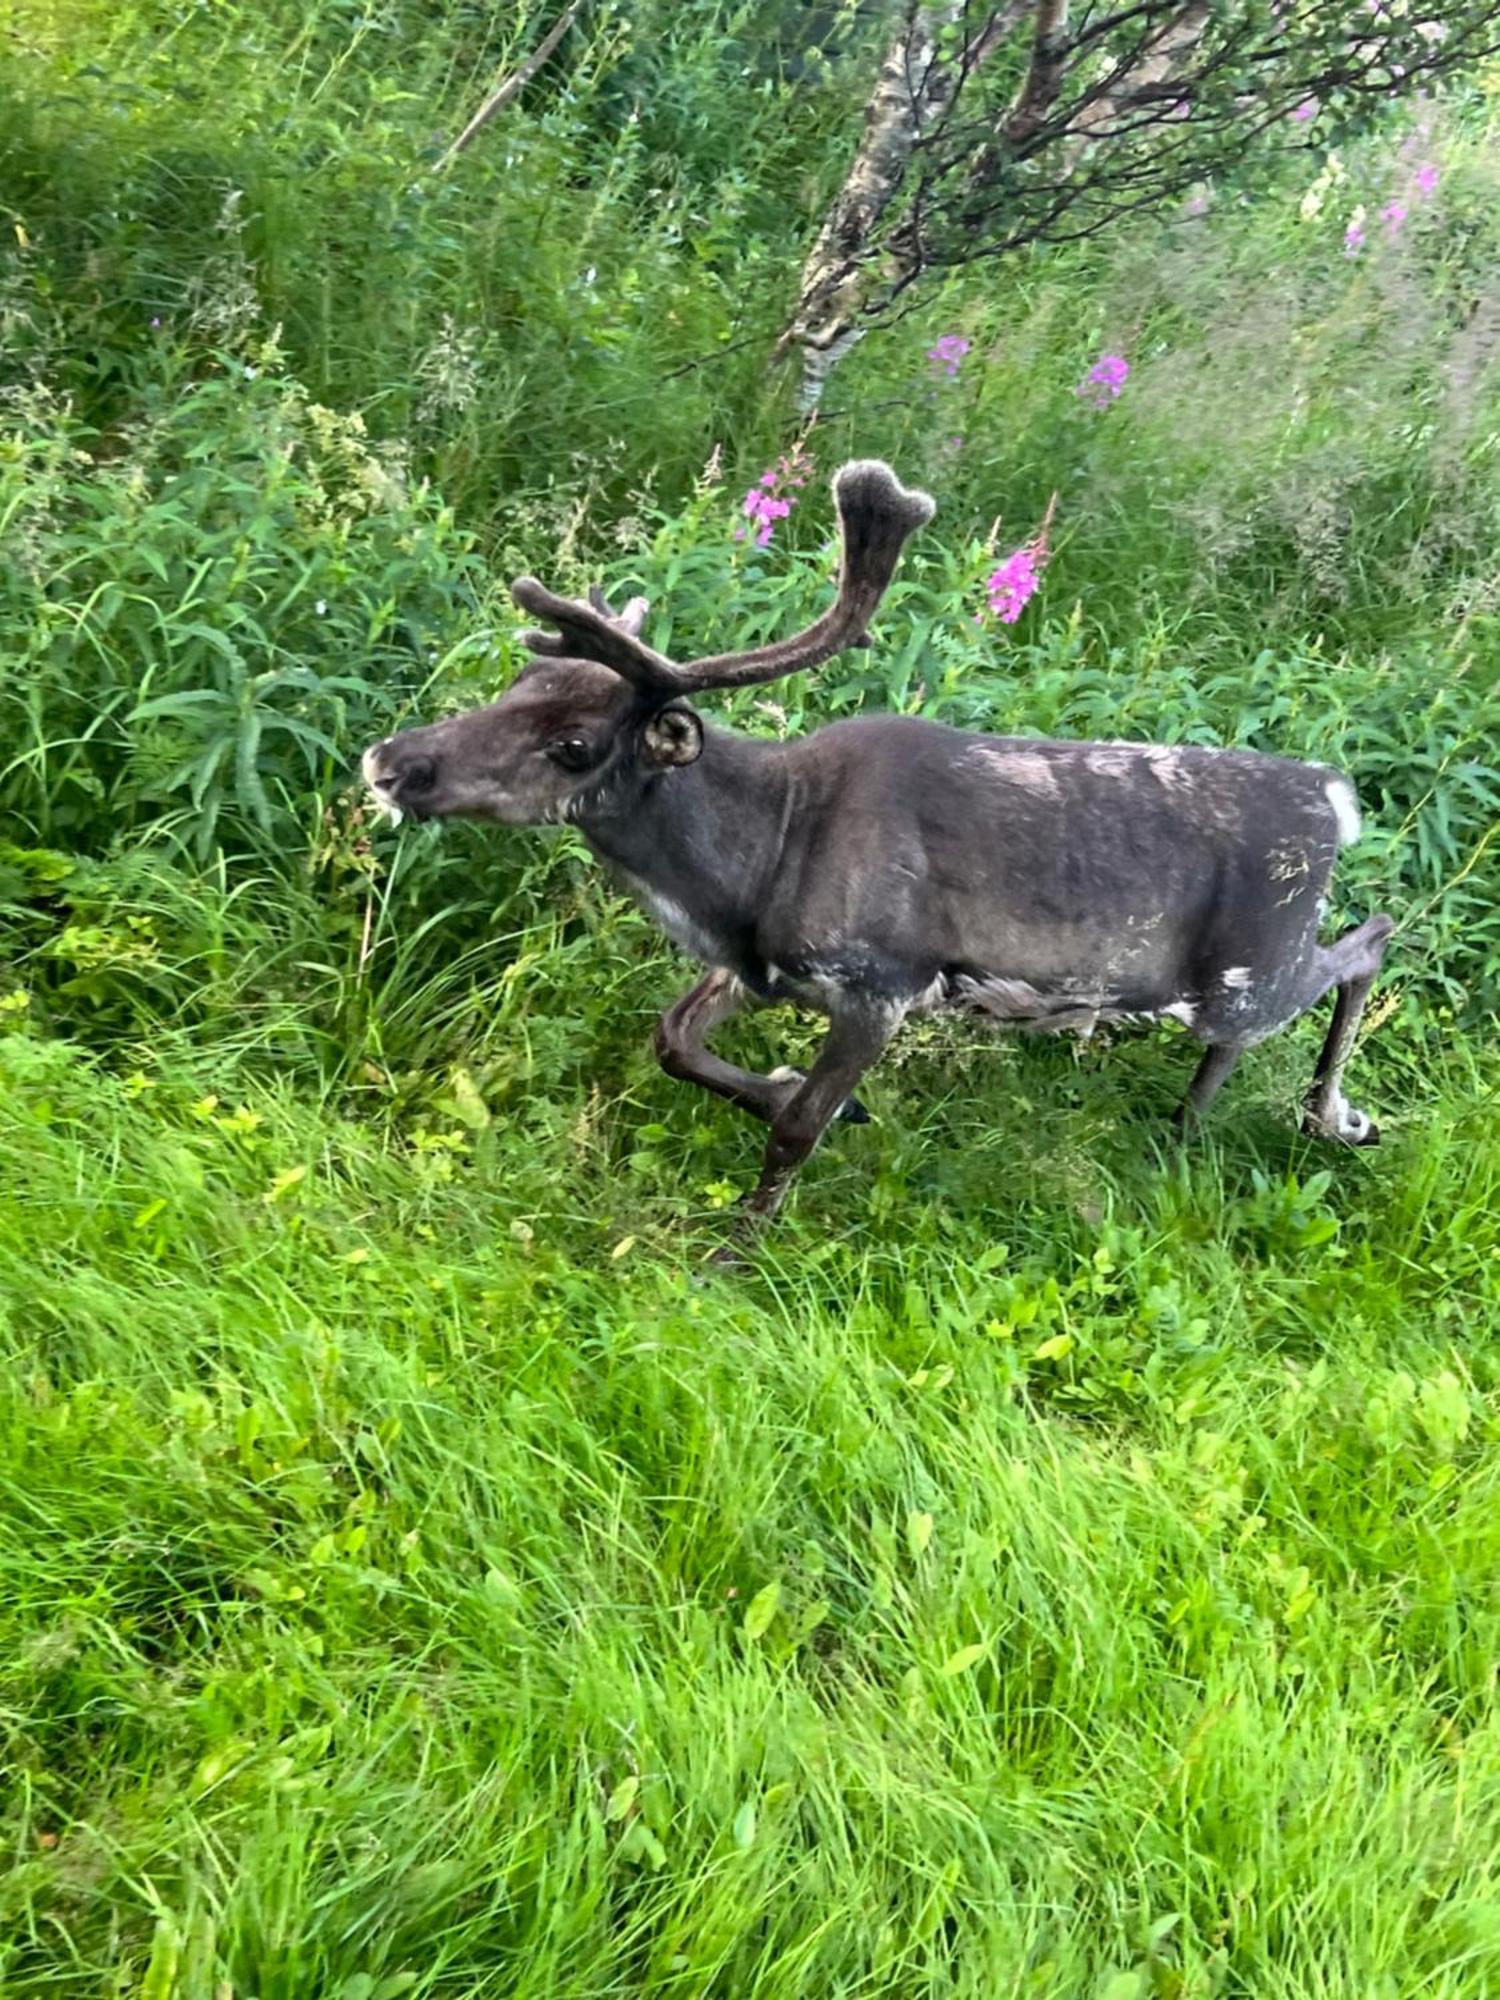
982;493;1057;627
1079;353;1130;408
1413;161;1440;198
1292;98;1319;123
1344;221;1365;256
150;316;162;330
1381;199;1408;237
985;548;1040;624
734;441;813;550
927;333;972;381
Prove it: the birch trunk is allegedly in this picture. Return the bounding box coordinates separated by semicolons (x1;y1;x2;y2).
775;2;966;413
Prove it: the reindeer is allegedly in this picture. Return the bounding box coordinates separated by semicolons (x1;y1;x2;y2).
363;461;1393;1249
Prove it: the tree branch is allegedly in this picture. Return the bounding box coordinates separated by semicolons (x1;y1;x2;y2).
1004;0;1071;146
433;3;581;171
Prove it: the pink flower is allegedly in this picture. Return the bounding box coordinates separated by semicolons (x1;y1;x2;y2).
1344;221;1365;256
734;441;813;550
986;548;1040;624
927;333;972;380
1079;353;1129;408
982;494;1057;627
1413;161;1440;198
1292;98;1319;123
1381;199;1408;238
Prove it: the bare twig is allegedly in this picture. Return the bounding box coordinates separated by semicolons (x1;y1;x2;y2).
433;2;581;171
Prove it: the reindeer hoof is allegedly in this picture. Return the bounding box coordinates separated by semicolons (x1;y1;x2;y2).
1302;1097;1381;1146
839;1095;871;1125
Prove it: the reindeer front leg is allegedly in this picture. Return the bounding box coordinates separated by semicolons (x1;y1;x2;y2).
655;968;871;1127
655;968;790;1121
733;999;901;1238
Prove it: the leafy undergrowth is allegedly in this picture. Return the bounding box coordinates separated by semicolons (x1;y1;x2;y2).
3;1009;1498;1998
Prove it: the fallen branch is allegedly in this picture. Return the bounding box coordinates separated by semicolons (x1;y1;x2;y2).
433;3;581;171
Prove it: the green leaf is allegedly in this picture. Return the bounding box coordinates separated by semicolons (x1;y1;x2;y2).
742;1580;780;1641
907;1510;934;1557
1098;1974;1147;2000
139;1917;182;2000
732;1800;757;1848
940;1643;987;1677
794;1599;830;1643
606;1775;639;1822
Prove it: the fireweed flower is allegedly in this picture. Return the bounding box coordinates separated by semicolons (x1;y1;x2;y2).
985;547;1040;623
983;493;1057;626
1382;199;1408;238
1344;207;1367;255
735;441;812;550
1413;160;1440;197
1079;353;1129;408
1292;98;1320;123
927;333;971;380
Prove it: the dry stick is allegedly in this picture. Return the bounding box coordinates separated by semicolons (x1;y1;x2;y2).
358;891;376;977
433;2;581;171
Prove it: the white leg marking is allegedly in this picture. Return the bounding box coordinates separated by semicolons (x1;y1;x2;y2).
1310;1085;1373;1143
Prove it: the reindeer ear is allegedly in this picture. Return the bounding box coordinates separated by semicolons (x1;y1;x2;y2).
641;704;703;769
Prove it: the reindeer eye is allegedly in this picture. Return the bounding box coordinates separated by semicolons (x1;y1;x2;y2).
546;736;594;773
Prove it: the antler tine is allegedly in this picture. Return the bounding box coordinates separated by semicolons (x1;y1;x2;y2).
511;461;931;701
670;460;934;696
510;576;682;693
587;584;650;637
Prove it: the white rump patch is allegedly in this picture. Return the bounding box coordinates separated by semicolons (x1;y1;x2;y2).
1325;775;1362;848
1221;966;1253;990
1162;1000;1197;1026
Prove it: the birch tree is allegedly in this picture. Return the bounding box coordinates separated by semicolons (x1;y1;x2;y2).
779;0;1500;409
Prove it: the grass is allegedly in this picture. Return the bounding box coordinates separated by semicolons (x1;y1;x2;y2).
4;2;1500;1993
3;1000;1499;1996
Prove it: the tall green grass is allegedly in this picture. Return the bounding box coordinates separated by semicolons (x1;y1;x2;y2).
3;1018;1499;1996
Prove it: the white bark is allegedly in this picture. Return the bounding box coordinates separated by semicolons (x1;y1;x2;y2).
776;3;967;410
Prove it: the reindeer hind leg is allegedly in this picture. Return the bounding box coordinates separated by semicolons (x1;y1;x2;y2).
1301;914;1395;1146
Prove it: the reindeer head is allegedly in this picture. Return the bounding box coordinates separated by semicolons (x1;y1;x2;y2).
361;460;934;828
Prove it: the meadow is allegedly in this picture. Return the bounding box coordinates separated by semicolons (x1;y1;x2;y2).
3;4;1500;1994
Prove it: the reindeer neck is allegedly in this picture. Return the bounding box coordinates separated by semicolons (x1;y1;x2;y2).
578;724;795;973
